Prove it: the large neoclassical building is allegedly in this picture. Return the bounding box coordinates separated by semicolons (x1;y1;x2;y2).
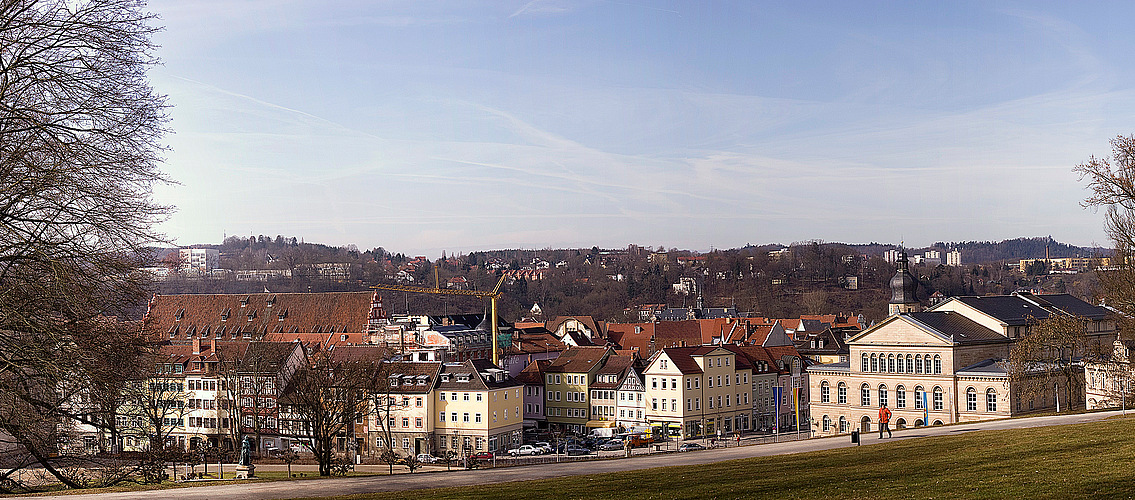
808;251;1115;435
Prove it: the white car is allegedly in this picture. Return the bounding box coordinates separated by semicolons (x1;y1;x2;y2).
534;441;553;454
508;444;542;456
415;453;439;464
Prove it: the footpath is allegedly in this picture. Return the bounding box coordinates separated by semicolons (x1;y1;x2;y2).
18;410;1121;500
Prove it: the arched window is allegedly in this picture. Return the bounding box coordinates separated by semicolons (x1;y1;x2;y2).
839;416;848;433
896;385;906;409
860;416;871;433
821;381;830;403
924;354;933;374
870;354;878;372
914;418;924;427
895;418;906;429
933;420;944;426
906;354;913;373
838;382;847;404
861;383;871;406
878;384;889;407
888;354;895;373
861;353;869;372
914;386;925;410
823;415;831;432
915;355;923;374
966;387;977;411
933;354;942;374
986;388;997;412
895;353;904;373
933;386;944;411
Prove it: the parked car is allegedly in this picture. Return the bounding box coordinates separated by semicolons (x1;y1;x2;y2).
468;450;495;460
416;453;439;464
564;445;591;456
508;444;542;456
534;441;553;454
598;439;624;451
678;442;705;452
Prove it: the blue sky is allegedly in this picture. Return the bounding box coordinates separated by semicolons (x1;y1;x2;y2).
147;1;1135;256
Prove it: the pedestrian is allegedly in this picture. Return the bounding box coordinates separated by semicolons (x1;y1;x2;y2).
878;403;892;439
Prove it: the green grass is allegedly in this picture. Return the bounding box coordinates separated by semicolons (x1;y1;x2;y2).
320;416;1135;500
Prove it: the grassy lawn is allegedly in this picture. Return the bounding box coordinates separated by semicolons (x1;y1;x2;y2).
320;416;1135;500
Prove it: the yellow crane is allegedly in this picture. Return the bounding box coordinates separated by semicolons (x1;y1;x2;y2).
371;273;508;365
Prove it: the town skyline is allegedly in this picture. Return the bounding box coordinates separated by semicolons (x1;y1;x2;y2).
145;1;1135;255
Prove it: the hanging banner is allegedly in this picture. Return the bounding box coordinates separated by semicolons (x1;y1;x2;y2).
772;386;781;431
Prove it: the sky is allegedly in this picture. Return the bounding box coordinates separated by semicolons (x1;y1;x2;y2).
146;0;1135;256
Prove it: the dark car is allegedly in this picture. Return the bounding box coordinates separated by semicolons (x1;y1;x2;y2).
678;442;705;452
564;446;591;456
468;450;494;460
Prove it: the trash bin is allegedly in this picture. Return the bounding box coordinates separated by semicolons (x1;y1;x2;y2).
851;430;860;445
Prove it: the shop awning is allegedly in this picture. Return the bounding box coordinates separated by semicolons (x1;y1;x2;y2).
586;420;617;428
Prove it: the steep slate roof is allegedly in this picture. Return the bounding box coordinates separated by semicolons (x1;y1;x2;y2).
544;346;610;373
906;311;1011;345
239;341;303;372
1021;293;1109;320
436;360;521;390
382;362;442;394
593;354;635;389
940;292;1108;326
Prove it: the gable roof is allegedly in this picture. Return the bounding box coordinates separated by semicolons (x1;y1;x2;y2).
544;346;611;373
905;312;1010;345
933;293;1109;326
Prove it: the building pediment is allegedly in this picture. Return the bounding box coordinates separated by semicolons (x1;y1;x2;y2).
848;315;954;347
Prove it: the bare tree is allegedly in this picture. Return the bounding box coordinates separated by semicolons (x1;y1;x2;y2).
279;354;376;476
1076;134;1135;330
1008;315;1100;412
0;0;169;490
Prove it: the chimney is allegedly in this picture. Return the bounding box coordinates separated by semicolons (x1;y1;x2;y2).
211;338;217;353
193;336;201;355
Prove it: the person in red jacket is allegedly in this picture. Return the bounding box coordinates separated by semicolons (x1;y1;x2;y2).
878;404;892;438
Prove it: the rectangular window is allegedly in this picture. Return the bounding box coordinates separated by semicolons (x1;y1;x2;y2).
987;392;997;412
475;413;482;423
652;398;658;410
861;386;871;406
896;388;906;409
415;417;423;428
879;388;888;408
915;390;924;410
463;412;470;422
967;391;977;412
934;391;943;411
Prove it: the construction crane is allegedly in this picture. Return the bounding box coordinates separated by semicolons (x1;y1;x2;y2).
371;273;508;365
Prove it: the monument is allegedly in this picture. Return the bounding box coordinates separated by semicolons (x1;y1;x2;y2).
235;436;256;478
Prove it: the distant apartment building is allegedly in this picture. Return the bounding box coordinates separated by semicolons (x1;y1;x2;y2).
946;249;962;266
179;248;219;273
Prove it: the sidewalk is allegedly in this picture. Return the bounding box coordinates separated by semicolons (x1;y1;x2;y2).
25;410;1123;500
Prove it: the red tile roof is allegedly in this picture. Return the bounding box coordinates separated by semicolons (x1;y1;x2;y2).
142;292;381;349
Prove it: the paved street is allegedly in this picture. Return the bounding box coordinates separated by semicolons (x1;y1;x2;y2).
18;410;1122;500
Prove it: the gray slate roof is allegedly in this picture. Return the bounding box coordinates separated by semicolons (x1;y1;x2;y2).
907;311;1011;345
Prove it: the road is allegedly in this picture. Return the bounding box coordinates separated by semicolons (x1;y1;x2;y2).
18;410;1122;500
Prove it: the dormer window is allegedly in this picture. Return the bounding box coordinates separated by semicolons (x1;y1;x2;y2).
221;308;230;321
240;296;249;308
457;374;470;383
278;309;288;321
247;311;256;322
175;308;185;321
441;374;451;382
389;376;400;386
266;295;276;307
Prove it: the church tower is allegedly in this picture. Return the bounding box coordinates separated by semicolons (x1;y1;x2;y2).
888;248;922;315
